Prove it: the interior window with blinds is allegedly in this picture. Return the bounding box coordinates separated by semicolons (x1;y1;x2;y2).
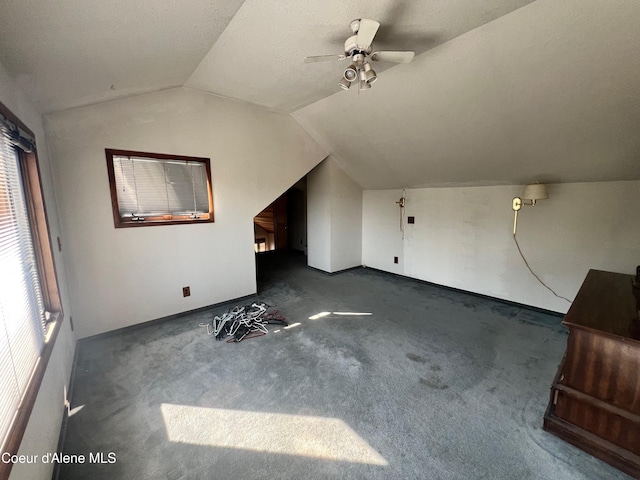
0;122;46;450
105;149;214;227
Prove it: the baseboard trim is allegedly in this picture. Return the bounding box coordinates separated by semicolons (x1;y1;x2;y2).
362;266;565;319
79;266;563;343
79;293;258;344
306;264;364;276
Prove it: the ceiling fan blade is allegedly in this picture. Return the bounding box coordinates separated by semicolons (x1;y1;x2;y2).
304;54;346;63
356;19;380;48
371;51;415;63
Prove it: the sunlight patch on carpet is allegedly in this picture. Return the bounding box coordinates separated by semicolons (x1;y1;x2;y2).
309;311;372;320
160;404;387;465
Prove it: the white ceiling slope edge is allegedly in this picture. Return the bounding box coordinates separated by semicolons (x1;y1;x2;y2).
186;0;535;112
292;0;640;189
0;0;534;115
0;0;246;113
1;0;639;189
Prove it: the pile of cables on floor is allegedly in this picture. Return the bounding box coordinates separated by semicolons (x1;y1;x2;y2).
200;302;288;343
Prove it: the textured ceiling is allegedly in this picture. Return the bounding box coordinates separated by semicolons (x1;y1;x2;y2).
186;0;536;112
0;0;534;114
293;0;640;188
1;0;639;188
0;0;245;113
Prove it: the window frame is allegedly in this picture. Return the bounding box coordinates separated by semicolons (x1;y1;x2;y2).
105;149;214;228
0;101;64;480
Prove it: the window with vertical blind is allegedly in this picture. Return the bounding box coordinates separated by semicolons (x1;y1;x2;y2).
0;102;62;478
105;149;214;228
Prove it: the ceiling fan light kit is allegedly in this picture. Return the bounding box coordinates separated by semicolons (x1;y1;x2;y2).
305;18;416;92
343;64;358;82
359;79;371;91
362;62;377;84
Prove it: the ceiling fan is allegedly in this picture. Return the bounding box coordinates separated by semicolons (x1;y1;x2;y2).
305;18;415;91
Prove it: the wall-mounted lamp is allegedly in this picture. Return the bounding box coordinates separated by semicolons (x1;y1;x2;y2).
512;183;548;235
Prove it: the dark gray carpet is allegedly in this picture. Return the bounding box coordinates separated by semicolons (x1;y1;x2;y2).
60;252;630;479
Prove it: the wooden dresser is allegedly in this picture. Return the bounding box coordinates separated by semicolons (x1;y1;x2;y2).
543;269;640;479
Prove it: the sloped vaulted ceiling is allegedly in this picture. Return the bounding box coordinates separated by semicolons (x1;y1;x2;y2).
185;0;536;111
1;0;639;189
292;0;640;188
0;0;246;113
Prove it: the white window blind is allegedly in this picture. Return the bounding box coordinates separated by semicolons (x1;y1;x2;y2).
0;127;45;448
112;155;209;217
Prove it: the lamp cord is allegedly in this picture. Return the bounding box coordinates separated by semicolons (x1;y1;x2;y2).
513;234;572;304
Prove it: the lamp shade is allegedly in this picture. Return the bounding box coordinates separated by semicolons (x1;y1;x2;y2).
363;62;377;84
359;79;371;90
343;65;358;82
521;183;548;201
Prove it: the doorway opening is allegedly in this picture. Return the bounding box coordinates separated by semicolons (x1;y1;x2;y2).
254;178;307;289
253;178;306;255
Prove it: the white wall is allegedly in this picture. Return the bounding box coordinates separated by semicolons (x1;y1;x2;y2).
362;190;405;275
287;183;307;254
307;158;332;271
307;157;362;273
363;181;640;313
330;158;363;272
0;62;76;480
45;87;326;338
